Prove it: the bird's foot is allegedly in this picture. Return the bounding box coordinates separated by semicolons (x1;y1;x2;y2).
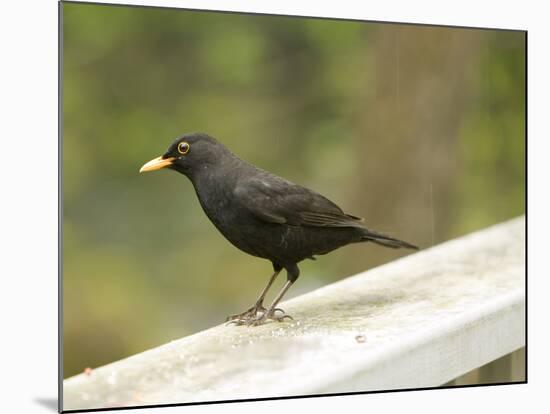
225;304;268;323
229;308;293;327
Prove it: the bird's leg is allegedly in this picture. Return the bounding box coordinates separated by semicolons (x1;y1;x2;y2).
225;269;281;322
245;280;295;326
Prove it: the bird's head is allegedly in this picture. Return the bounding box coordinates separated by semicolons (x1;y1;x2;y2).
139;132;231;177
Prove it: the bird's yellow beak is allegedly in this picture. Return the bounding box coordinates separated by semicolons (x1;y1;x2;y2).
139;156;176;173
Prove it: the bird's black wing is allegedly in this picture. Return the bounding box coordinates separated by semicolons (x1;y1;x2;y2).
233;175;365;228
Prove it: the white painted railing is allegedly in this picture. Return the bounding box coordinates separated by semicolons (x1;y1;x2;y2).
63;216;525;411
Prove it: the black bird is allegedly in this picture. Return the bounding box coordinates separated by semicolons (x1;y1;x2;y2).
140;133;417;326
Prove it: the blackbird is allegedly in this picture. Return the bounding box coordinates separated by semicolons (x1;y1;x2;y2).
140;133;417;326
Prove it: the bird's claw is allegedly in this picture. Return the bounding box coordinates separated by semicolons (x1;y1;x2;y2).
276;314;293;322
227;307;293;326
225;304;267;323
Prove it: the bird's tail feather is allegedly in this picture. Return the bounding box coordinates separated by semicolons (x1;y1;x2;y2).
361;228;418;250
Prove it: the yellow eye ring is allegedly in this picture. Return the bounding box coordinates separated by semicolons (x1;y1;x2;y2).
177;141;190;155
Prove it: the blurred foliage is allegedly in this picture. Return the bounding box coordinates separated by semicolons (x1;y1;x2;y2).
62;2;525;378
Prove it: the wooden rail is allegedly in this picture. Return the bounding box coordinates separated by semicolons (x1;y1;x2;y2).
63;216;525;411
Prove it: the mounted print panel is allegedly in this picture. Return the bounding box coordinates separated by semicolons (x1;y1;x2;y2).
60;1;526;412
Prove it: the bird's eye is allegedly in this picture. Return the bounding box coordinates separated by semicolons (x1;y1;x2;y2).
177;142;190;155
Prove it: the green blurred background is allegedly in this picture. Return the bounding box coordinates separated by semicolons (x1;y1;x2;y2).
62;2;525;378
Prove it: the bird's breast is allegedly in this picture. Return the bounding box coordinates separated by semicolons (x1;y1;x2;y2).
191;175;261;256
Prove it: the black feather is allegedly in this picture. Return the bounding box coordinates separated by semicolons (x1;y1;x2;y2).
360;228;419;250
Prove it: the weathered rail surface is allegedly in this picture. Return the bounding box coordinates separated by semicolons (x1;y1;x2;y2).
63;216;525;411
